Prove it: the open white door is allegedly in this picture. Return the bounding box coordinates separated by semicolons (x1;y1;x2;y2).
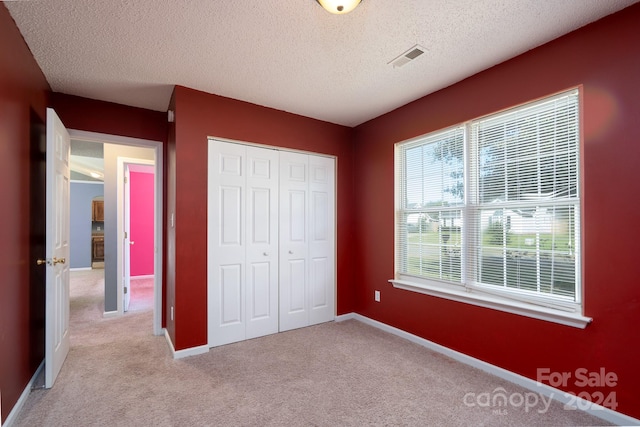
44;108;71;388
123;165;131;312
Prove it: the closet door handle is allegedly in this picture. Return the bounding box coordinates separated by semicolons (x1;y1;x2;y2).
288;250;293;254
263;252;269;256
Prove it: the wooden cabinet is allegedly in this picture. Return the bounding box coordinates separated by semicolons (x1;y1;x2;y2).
92;200;104;221
92;236;104;262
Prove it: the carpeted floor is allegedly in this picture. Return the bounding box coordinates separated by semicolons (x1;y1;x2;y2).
13;269;608;426
128;276;154;312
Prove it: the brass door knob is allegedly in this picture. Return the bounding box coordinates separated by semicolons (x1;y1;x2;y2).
36;258;50;266
53;257;66;265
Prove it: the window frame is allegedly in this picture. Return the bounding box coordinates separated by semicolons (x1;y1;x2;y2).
390;89;591;328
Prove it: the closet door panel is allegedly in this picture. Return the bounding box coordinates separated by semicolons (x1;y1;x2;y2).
210;141;336;346
279;151;310;332
308;156;336;325
245;146;279;339
248;262;270;317
220;264;243;325
208;141;247;346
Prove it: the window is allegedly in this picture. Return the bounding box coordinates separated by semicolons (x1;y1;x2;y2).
392;90;591;328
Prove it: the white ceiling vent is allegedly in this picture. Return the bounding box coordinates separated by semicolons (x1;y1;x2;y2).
389;45;426;68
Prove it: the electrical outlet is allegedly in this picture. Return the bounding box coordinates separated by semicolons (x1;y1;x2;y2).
171;306;174;321
375;290;381;302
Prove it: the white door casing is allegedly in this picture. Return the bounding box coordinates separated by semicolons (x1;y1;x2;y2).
208;141;279;346
123;164;131;312
45;108;71;388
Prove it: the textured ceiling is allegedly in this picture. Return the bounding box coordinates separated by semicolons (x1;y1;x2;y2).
6;0;638;127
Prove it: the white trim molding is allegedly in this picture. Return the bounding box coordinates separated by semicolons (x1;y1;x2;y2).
70;180;104;185
390;279;592;329
348;312;638;426
70;267;92;272
103;310;119;318
335;313;356;322
164;329;209;359
4;361;44;427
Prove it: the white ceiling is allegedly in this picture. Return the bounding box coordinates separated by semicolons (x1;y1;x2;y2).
6;0;638;127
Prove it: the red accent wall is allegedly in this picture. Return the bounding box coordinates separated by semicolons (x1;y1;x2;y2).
353;4;640;419
167;86;355;350
130;171;155;276
50;93;167;143
0;4;50;423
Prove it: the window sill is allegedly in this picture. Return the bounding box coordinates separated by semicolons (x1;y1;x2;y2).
389;279;592;329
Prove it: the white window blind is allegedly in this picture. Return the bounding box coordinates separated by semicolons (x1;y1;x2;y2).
396;126;465;283
395;89;582;314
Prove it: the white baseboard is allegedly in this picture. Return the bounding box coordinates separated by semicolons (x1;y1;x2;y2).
334;313;356;322
103;310;119;318
3;360;44;427
163;329;209;360
70;267;92;271
349;313;639;426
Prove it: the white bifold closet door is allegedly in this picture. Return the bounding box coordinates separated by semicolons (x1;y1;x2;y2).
279;151;335;332
208;140;335;348
208;141;279;347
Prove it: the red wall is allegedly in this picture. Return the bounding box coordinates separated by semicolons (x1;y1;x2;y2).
130;171;155;276
50;93;167;143
353;4;640;419
0;4;50;423
168;86;356;350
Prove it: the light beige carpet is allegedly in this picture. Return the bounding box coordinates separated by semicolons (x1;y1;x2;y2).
13;269;608;426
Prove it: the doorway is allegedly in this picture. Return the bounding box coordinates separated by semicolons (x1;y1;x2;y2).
68;130;163;336
119;160;155;313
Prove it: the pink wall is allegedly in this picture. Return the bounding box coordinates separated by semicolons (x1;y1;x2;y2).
130;170;155;276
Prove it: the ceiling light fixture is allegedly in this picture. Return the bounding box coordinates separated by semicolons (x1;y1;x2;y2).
316;0;362;15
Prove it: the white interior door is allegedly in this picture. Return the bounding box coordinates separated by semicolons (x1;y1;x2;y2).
208;140;335;345
245;146;279;340
279;151;311;332
208;141;280;346
44;108;71;388
307;155;335;325
209;141;246;346
279;152;336;331
123;165;131;311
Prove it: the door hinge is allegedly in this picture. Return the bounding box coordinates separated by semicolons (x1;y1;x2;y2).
124;231;128;239
124;176;128;184
124;287;128;294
